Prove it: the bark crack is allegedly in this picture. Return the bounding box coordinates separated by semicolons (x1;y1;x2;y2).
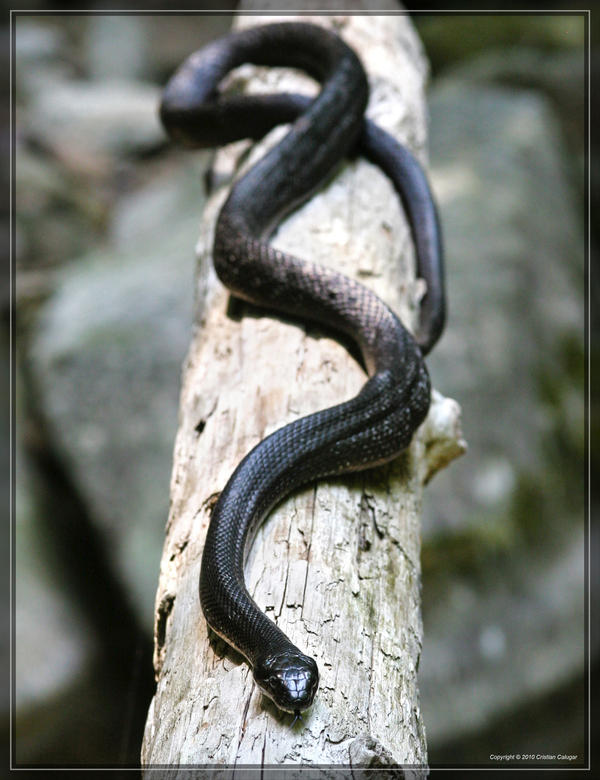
194;399;217;436
300;484;317;620
155;593;175;658
234;687;254;765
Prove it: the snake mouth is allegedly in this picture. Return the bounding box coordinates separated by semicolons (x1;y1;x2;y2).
253;649;319;713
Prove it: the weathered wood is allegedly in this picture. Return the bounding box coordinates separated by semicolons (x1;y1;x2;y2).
142;13;464;771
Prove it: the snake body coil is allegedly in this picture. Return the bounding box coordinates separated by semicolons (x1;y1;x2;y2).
161;23;445;715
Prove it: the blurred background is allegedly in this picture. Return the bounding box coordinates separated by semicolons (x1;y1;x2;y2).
5;6;591;769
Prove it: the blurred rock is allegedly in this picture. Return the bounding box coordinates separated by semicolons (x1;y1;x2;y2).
25;79;163;159
14;17;160;161
87;15;146;81
15;144;108;272
28;160;206;629
414;14;585;74
424;80;583;538
109;152;210;250
421;529;584;750
14;449;151;766
14;20;63;64
141;15;234;77
444;47;585;158
1;334;10;727
419;78;584;750
14;15;234;90
14;20;76;98
15;439;95;714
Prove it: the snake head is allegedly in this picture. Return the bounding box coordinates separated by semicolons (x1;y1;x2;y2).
253;649;319;713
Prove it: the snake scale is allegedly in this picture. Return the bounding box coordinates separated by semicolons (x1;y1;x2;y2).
160;22;445;716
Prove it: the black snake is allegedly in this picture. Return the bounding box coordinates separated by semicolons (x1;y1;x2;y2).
160;22;445;717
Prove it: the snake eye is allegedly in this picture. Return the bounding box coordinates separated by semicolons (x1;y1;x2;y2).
253;649;319;713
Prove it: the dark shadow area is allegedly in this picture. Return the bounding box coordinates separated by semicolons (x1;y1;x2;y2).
15;354;155;766
429;670;588;768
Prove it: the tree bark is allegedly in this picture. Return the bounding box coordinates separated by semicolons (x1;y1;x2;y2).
142;12;464;772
